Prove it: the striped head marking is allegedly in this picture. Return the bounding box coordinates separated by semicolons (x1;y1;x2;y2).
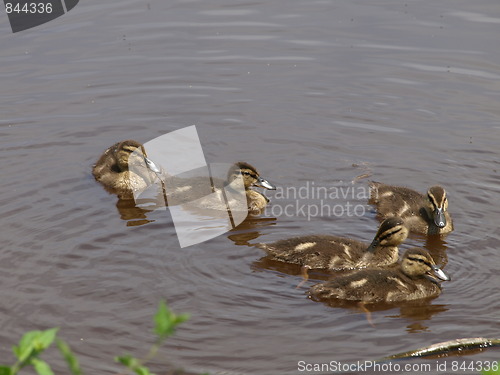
368;217;408;250
401;248;450;281
229;162;275;190
427;186;448;228
115;140;160;174
115;140;144;171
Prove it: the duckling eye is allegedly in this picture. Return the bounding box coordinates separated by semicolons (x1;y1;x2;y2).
242;171;251;176
379;227;401;241
408;257;430;266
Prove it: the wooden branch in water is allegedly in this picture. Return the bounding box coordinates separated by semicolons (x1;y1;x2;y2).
378;337;500;361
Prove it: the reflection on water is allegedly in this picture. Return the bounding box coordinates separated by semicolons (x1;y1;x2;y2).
116;198;155;226
310;297;449;331
423;234;450;268
396;304;450;333
227;216;278;245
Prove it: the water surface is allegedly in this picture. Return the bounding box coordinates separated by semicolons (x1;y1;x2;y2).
1;0;500;374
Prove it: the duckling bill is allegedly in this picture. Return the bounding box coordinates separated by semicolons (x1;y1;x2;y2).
257;217;408;271
309;248;450;304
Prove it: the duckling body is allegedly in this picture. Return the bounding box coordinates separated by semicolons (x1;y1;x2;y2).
167;161;275;214
309;248;450;304
257;217;408;270
370;182;453;235
92;140;159;200
246;189;270;213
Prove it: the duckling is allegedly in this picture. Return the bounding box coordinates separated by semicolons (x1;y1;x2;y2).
92;140;160;200
166;161;276;214
256;217;408;271
309;247;450;304
369;182;453;235
227;162;276;213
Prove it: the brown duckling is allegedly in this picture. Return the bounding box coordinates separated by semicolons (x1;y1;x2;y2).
92;140;160;199
256;217;409;271
309;247;450;304
227;162;276;213
166;161;276;214
369;182;453;235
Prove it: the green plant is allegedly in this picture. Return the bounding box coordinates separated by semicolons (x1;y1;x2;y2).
0;300;190;375
0;327;80;375
482;363;500;375
115;300;190;375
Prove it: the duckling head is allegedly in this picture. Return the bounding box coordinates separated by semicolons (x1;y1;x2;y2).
427;186;448;228
228;162;276;190
114;140;160;174
367;217;409;251
401;248;450;281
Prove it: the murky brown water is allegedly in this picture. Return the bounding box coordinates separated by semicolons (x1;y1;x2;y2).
1;0;500;374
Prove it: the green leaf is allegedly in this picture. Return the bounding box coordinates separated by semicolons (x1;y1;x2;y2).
133;366;154;375
153;300;189;341
481;361;500;375
115;354;139;368
115;356;155;375
483;368;500;375
31;359;54;375
12;330;41;362
153;300;171;338
36;328;59;350
12;328;59;363
56;339;82;375
0;366;12;375
174;313;190;325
